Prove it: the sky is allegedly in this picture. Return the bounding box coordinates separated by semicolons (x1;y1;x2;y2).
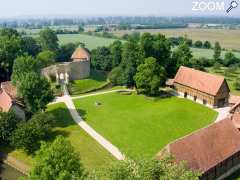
0;0;239;18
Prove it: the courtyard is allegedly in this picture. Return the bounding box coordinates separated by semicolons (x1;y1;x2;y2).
73;92;217;158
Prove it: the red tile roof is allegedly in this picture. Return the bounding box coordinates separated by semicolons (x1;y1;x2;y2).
0;89;13;112
157;117;240;173
1;81;17;99
174;66;227;96
71;48;90;61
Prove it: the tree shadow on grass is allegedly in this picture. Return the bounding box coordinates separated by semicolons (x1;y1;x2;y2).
76;108;87;120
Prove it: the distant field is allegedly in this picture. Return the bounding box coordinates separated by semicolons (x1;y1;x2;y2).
57;34;123;49
190;48;240;59
112;28;240;51
207;67;240;96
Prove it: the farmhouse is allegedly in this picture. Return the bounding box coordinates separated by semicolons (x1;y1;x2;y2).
0;81;25;119
42;47;90;84
167;66;230;108
157;113;240;180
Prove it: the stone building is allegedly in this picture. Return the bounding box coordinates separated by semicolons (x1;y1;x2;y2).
157;113;240;180
42;47;90;84
0;81;25;120
167;66;230;108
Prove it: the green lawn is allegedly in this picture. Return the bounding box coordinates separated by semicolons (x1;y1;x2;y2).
74;93;217;158
207;67;240;96
67;70;109;95
46;103;115;170
0;103;115;171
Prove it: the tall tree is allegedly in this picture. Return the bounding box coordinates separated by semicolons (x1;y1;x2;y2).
0;28;23;81
121;40;144;86
213;42;221;62
57;42;79;62
0;112;20;145
11;113;55;153
21;36;41;57
39;28;59;52
172;42;193;69
110;40;122;67
29;136;85;180
18;72;54;113
223;51;238;66
36;50;56;68
134;57;166;96
91;46;112;71
11;55;40;86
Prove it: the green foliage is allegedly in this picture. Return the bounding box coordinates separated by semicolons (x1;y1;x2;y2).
10;113;55;153
108;66;128;86
194;40;203;48
18;72;54;113
91;46;113;71
29;136;85;180
120;40;144;86
39;28;59;51
140;33;171;66
21;36;41;57
0;112;20;144
134;57;166;96
223;51;239;66
87;158;200;180
110;40;122;67
11;55;40;85
57;42;79;62
0;28;23;80
234;77;240;90
213;62;222;72
36;50;56;68
203;41;211;49
214;42;221;62
172;42;193;68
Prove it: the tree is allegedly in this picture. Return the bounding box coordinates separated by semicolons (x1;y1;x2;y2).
10;113;55;153
234;77;240;90
110;40;122;67
78;26;84;33
91;46;112;71
213;62;222;72
29;136;85;180
0;112;20;144
172;42;193;69
11;55;40;86
0;28;23;81
120;40;144;86
88;158;199;180
213;42;221;62
108;66;128;86
39;28;59;51
18;72;54;113
36;50;56;68
21;36;41;57
57;42;79;62
194;40;203;48
134;57;166;96
140;33;171;66
223;51;238;66
203;41;211;49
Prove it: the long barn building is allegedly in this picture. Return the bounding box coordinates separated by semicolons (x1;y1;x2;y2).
167;66;230;108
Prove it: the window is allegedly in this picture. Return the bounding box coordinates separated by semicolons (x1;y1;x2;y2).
194;96;197;101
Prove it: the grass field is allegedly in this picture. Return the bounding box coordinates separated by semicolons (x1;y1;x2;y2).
67;70;109;95
0;103;115;171
207;67;240;96
112;28;240;51
74;93;217;158
57;34;123;49
190;48;240;59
